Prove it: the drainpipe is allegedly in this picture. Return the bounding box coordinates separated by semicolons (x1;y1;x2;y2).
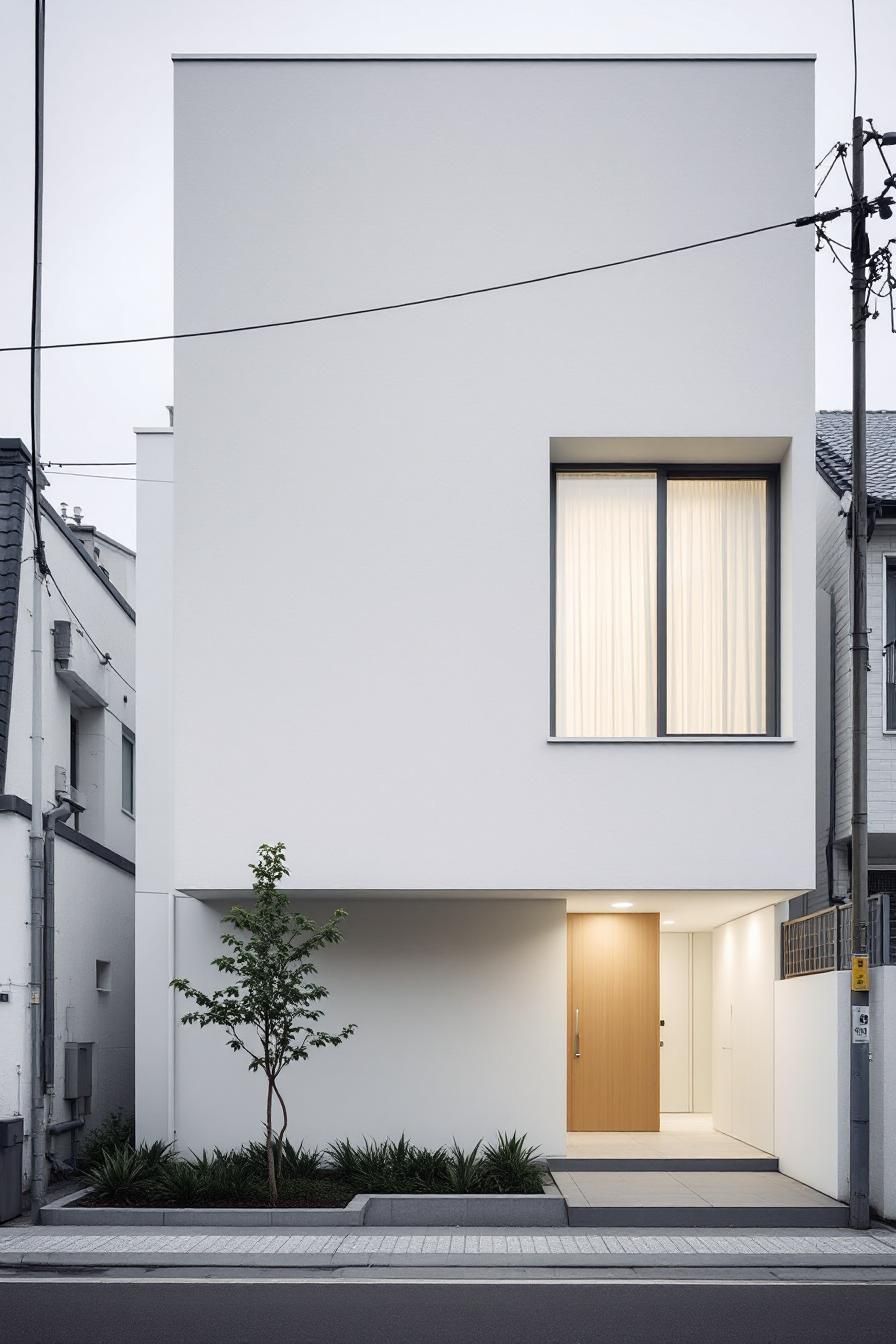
167;891;177;1144
825;589;837;904
43;798;73;1146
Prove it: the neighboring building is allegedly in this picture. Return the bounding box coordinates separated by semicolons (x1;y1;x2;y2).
0;440;135;1186
815;410;896;903
138;55;849;1200
808;410;896;1217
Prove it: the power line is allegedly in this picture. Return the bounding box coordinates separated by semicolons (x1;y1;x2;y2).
0;212;840;356
815;145;847;197
44;459;137;467
45;469;170;483
28;0;46;571
43;568;135;691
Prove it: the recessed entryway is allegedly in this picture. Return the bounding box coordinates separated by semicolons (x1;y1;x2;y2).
564;1113;771;1161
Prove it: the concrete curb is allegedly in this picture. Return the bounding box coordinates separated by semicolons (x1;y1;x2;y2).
40;1187;567;1229
4;1251;896;1271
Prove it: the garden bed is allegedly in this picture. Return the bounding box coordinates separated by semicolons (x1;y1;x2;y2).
61;1132;555;1220
42;1185;567;1228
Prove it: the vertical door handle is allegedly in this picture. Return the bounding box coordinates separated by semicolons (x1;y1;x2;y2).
574;1007;580;1058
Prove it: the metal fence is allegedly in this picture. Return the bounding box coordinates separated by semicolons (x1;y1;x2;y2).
781;893;893;978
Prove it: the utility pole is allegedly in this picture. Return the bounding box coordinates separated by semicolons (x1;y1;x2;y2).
849;112;871;1232
29;0;48;1222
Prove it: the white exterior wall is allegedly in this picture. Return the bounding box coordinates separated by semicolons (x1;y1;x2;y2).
4;509;136;859
815;474;852;851
138;56;817;1146
135;428;175;1143
171;898;566;1153
774;971;850;1202
870;966;896;1218
815;485;896;859
868;524;896;836
0;823;31;1127
166;56;815;896
0;492;135;1159
712;906;778;1154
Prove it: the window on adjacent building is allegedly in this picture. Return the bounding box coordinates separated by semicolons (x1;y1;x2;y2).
95;960;111;993
552;467;777;738
885;558;896;731
121;729;135;815
70;713;81;831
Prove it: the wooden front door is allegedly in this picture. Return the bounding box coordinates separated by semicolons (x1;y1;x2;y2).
567;913;660;1131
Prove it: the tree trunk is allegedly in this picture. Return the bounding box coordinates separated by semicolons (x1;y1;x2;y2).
265;1076;278;1205
272;1075;288;1176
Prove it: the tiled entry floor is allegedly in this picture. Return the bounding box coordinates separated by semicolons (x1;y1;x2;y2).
565;1113;771;1161
552;1169;847;1228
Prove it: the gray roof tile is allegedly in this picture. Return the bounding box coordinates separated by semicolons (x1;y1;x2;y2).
816;410;896;502
0;440;29;791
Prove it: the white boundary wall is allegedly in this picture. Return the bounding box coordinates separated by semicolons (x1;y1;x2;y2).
774;971;849;1202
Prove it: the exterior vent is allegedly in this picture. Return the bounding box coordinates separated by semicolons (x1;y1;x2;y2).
52;620;108;709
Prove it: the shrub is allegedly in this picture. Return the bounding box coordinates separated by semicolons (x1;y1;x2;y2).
445;1141;484;1193
76;1110;134;1172
87;1147;154;1205
85;1131;545;1205
480;1132;544;1194
324;1136;452;1193
279;1138;323;1180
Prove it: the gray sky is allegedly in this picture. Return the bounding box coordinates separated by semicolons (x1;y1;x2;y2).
1;0;894;549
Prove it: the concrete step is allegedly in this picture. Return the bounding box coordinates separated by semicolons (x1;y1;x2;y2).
548;1157;779;1172
550;1169;849;1229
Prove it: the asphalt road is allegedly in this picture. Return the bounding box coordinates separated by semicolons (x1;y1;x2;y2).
2;1279;896;1344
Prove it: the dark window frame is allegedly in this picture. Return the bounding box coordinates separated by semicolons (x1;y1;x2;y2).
885;557;896;731
121;727;135;816
69;711;81;831
549;463;780;738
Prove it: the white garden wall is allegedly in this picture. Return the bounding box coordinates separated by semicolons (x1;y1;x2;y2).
871;966;896;1218
774;970;849;1201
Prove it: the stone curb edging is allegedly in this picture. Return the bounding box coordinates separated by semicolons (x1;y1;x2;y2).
40;1186;568;1229
4;1251;896;1270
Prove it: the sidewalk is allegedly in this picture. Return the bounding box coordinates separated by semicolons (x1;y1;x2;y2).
2;1225;896;1271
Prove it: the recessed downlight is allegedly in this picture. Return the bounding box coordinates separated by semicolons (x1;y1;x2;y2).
662;919;676;926
611;901;634;910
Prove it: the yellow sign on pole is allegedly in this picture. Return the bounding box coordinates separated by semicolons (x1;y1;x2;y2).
852;955;870;991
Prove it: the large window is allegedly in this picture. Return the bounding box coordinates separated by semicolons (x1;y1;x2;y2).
552;467;778;737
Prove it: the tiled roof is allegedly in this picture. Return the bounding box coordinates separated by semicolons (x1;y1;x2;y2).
0;441;29;791
816;410;896;503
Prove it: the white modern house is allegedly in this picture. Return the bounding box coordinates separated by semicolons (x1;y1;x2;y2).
134;53;880;1210
0;440;135;1192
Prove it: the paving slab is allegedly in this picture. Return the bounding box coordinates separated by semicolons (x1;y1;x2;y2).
1;1226;894;1270
553;1168;848;1227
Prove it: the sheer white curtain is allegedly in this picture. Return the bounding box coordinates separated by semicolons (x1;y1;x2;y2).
555;472;657;737
666;478;767;734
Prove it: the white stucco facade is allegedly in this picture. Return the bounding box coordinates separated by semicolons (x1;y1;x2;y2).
137;56;816;1158
0;461;135;1180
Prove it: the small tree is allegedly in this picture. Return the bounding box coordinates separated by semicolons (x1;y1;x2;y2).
171;842;355;1205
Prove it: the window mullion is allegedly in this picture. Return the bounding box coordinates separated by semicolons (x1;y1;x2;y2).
656;470;667;736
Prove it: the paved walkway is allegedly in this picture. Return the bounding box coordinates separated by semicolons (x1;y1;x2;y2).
552;1169;846;1227
2;1227;896;1269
